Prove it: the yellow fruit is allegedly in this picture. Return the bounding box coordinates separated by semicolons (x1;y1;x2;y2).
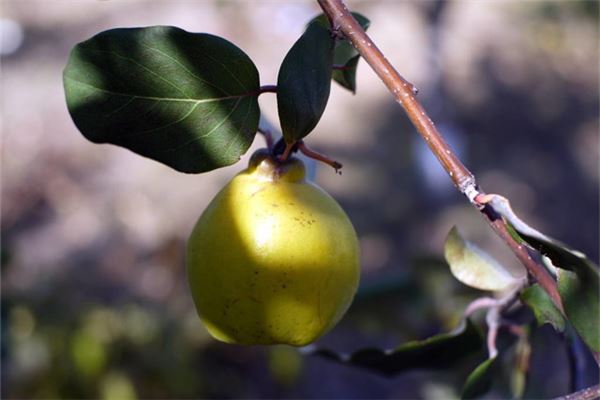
186;149;360;346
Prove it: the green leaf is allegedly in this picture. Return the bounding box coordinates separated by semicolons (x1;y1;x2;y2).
310;319;483;376
444;226;525;291
520;284;566;332
332;55;361;93
277;21;334;143
510;331;531;400
309;12;370;93
461;357;498;399
558;269;600;352
63;26;260;173
485;195;600;350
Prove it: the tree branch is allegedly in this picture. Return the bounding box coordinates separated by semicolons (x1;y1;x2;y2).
316;0;564;313
553;384;600;400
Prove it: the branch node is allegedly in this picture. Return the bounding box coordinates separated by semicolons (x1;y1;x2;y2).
462;181;481;207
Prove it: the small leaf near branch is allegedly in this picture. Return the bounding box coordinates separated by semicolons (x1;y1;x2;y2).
333;55;361;93
310;12;370;93
309;319;483;376
558;269;600;352
277;21;334;143
520;284;566;332
64;26;261;173
461;357;498;399
444;226;525;292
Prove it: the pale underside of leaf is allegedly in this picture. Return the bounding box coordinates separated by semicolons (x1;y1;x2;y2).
445;226;523;291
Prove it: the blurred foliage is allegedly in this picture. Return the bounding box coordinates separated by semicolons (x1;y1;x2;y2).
2;0;598;398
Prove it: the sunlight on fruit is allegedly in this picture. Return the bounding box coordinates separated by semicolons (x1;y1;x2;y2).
187;150;360;345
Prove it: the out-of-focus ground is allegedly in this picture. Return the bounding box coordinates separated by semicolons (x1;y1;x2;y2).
1;1;598;399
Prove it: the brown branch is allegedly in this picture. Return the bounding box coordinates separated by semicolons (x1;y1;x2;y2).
317;0;564;313
553;384;600;400
298;141;342;173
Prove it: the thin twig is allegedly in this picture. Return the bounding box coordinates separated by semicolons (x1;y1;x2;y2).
552;384;600;400
486;307;500;358
258;85;277;94
316;0;564;315
333;64;352;70
463;282;526;359
463;297;497;318
298;141;342;173
279;142;295;162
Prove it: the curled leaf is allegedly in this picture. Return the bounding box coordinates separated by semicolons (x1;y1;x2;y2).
444;226;524;291
461;357;498;399
309;319;483;376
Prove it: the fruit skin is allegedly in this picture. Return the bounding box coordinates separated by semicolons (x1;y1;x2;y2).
187;149;360;346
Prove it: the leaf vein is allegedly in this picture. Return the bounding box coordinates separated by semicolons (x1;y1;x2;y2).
139;42;231;96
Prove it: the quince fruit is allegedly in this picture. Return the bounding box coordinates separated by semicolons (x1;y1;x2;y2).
187;149;360;346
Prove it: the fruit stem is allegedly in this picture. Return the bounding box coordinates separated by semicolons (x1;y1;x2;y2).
298;141;342;174
279;142;295;162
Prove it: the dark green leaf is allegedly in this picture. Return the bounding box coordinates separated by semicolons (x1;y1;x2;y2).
277;21;334;142
310;319;483;376
309;12;370;93
519;231;598;276
64;26;260;173
461;357;497;399
332;55;361;93
520;284;566;332
486;195;600;349
558;269;600;352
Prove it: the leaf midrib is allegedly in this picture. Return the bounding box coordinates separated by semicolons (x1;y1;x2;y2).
65;76;256;104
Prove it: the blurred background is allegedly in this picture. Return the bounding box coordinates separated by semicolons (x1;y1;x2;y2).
1;1;598;399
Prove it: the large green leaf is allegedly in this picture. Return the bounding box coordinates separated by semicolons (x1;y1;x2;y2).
64;26;261;173
558;269;600;352
461;357;497;399
310;319;483;376
444;226;525;291
277;21;334;143
520;284;565;332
